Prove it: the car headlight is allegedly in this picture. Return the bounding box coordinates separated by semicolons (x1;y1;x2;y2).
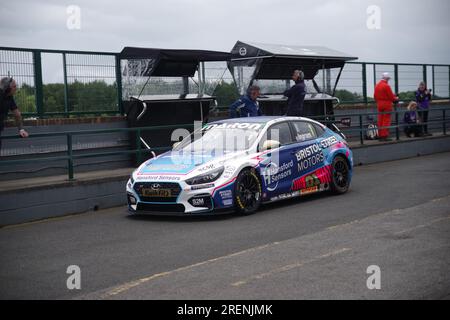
185;167;224;185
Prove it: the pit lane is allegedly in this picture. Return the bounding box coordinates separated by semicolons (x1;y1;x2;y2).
0;152;449;299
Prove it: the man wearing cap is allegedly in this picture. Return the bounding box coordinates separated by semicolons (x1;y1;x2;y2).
229;85;262;118
374;72;398;141
284;70;306;116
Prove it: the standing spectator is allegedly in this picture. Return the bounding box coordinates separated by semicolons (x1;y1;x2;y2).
229;85;262;118
415;81;432;136
374;72;398;141
284;70;306;116
404;101;422;138
0;77;29;151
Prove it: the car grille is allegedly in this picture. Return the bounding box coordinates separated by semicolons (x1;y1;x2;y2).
137;203;185;213
133;182;182;203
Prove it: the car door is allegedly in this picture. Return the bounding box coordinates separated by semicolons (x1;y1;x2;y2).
289;121;328;192
258;121;297;199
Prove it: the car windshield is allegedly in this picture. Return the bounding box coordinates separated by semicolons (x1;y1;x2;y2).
174;122;265;154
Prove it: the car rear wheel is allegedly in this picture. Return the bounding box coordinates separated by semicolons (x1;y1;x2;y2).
331;156;350;194
234;169;262;214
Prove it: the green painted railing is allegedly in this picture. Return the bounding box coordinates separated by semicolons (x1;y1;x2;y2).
1;108;449;180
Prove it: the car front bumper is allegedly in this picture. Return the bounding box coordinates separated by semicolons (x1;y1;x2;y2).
126;178;235;214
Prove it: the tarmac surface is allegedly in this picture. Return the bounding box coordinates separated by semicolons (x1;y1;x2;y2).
1;152;449;299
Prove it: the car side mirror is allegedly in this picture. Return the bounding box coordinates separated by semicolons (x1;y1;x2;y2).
260;140;281;151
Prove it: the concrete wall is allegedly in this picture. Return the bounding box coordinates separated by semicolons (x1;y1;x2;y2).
1;135;449;226
353;135;450;165
0;174;129;226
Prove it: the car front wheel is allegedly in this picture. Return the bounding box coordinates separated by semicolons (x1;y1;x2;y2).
234;169;262;214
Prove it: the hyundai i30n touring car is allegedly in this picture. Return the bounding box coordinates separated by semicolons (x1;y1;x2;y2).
126;116;353;215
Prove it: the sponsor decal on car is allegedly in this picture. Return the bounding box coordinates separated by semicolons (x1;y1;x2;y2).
204;123;263;131
300;186;319;195
136;175;182;181
295;144;325;172
319;136;338;148
222;166;236;179
262;160;294;191
292;165;332;191
219;189;233;200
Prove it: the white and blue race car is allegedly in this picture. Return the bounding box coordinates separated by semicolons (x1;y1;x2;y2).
126;116;353;215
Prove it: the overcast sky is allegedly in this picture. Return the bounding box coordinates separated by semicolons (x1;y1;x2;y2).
1;0;449;64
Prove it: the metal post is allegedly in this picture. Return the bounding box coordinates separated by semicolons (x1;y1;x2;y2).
359;114;364;145
32;50;44;118
394;64;399;95
432;65;435;93
115;54;123;114
62;53;69;115
373;64;377;88
423;65;427;84
395;111;400;141
199;61;206;96
326;68;331;93
443;109;447;135
182;77;189;95
136;128;142;164
362;63;368;104
67;134;74;180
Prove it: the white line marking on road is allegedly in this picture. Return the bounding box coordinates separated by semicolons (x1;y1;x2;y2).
231;247;352;287
82;193;450;299
325;194;450;232
394;215;450;235
101;241;282;298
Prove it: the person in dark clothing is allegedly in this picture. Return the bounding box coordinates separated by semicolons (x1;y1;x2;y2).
415;81;432;136
0;77;29;151
229;85;262;118
403;101;422;138
284;70;306;116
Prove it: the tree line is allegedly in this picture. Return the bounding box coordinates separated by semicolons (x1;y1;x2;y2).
14;80;426;115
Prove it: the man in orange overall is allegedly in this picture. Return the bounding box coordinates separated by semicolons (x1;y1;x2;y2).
374;72;398;141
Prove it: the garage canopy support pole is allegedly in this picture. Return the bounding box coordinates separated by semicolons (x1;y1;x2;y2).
199;61;206;96
182;77;189;95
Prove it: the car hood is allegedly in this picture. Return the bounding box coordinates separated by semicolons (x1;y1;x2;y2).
137;150;248;176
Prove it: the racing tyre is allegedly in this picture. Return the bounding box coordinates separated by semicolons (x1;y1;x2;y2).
331;156;350;194
234;169;262;214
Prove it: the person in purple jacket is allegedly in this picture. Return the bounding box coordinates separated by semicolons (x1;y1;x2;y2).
404;101;422;138
415;81;432;136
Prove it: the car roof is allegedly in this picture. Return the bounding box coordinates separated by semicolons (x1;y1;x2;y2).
209;116;315;125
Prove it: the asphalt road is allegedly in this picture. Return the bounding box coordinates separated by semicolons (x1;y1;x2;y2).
1;152;450;299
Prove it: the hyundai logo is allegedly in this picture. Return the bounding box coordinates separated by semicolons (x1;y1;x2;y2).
238;47;247;56
151;183;161;190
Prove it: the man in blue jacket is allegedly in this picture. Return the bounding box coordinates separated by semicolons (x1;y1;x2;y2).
284;70;306;116
229;85;262;118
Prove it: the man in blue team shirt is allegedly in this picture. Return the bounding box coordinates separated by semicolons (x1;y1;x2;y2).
229;85;262;118
284;69;306;116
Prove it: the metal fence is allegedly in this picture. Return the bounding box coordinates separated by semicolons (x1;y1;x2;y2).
1;107;449;180
0;47;122;118
1;46;450;118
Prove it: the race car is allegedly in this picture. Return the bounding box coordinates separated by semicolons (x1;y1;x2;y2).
126;116;353;215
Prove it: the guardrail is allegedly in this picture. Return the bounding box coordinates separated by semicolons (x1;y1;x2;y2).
308;106;449;145
1;107;449;180
0;123;194;180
